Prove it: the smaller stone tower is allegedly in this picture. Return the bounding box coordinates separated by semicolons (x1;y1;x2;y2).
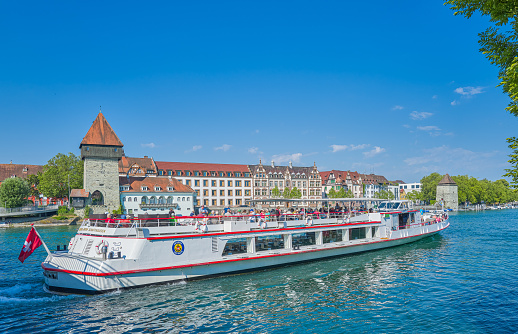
80;112;124;214
436;174;458;210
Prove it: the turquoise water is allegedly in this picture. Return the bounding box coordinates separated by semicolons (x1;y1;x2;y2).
1;210;517;333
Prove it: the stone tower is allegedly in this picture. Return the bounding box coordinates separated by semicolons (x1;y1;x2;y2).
80;112;124;214
436;174;458;210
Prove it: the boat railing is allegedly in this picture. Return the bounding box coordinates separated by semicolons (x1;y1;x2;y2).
79;210;370;230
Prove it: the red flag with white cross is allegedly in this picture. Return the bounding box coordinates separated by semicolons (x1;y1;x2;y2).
18;227;43;263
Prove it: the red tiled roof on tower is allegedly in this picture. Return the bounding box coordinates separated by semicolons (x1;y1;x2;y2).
438;174;456;185
80;112;123;148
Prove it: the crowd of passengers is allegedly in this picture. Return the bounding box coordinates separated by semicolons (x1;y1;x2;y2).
86;204;372;228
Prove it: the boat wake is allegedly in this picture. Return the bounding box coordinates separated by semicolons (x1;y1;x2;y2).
0;283;75;304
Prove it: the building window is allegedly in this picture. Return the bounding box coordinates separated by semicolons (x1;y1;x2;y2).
244;173;250;177
203;180;208;186
227;172;232;177
220;180;224;187
211;180;216;187
245;190;251;196
228;180;233;187
194;171;199;176
236;190;242;196
220;190;224;196
155;186;161;191
219;172;224;177
204;199;208;206
141;186;148;191
212;199;216;206
203;190;208;196
245;181;250;187
236;199;241;205
167;197;173;204
195;180;200;187
228;199;233;206
196;190;200;196
203;171;207;176
236;180;241;187
220;199;225;206
228;190;233;196
212;190;216;196
158;170;163;176
167;186;174;191
186;180;191;186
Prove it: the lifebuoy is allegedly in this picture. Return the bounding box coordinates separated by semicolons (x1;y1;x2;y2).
260;221;267;229
306;218;313;226
95;240;108;255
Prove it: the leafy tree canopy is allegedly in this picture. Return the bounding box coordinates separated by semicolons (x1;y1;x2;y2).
291;187;302;199
0;177;30;208
327;188;337;198
445;0;518;187
271;186;282;198
39;153;83;199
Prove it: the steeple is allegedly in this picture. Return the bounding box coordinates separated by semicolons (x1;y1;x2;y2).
80;112;123;148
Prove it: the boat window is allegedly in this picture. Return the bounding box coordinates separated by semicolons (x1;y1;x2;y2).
293;232;316;247
323;230;343;243
255;235;284;252
223;238;247;256
349;227;367;240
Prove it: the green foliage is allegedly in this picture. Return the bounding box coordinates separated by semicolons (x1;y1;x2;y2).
504;137;518;188
421;172;518;205
291;187;302;199
445;0;518;116
419;173;443;203
405;191;420;202
375;189;394;200
26;173;40;199
84;205;91;218
336;188;347;198
112;205;123;215
0;177;30;208
271;186;282;198
328;188;337;198
56;205;76;219
39;153;83;199
57;206;68;216
282;187;291;198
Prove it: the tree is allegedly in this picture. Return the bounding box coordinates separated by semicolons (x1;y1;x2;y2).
271;186;282;198
336;188;347;198
39;153;83;199
26;173;41;200
327;188;337;198
0;177;30;208
419;173;443;203
445;1;518;186
291;187;302;199
282;187;292;199
504;137;518;188
344;189;354;198
375;189;394;200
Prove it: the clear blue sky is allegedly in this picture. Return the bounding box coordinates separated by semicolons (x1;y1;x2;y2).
1;1;515;183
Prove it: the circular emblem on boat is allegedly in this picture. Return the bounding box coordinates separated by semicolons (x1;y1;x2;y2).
172;241;184;255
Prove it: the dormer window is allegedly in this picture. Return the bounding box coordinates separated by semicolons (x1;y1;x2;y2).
142;186;148;191
167;186;174;191
155;186;161;191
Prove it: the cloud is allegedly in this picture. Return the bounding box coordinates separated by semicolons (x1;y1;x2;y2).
330;145;348;153
248;147;259;154
215;144;231;152
392;105;404;110
410;111;433;120
271;153;303;164
192;145;202;151
330;144;369;153
363;146;385;158
141;143;156;148
417;125;440;132
432;95;438;99
451;100;459;106
454;86;484;96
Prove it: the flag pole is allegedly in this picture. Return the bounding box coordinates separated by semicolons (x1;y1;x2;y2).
31;224;51;256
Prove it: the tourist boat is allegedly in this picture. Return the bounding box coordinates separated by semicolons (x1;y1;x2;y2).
42;199;449;294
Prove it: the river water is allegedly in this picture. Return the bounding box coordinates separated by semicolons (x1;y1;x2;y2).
1;210;517;333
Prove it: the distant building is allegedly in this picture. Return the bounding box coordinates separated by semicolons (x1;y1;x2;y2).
119;176;195;217
119;156;158;177
360;174;390;198
436;174;458;210
399;182;422;201
320;170;363;198
248;160;322;205
155;161;252;209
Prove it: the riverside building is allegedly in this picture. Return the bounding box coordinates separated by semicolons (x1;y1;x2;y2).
248;160;322;206
155;162;253;209
320;170;363;198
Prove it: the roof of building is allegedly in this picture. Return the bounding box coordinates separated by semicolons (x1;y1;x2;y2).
438;173;456;185
119;176;194;193
360;173;390;185
119;156;157;175
80;112;123;148
155;161;250;176
320;170;361;185
70;189;90;198
0;163;43;182
249;162;319;178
